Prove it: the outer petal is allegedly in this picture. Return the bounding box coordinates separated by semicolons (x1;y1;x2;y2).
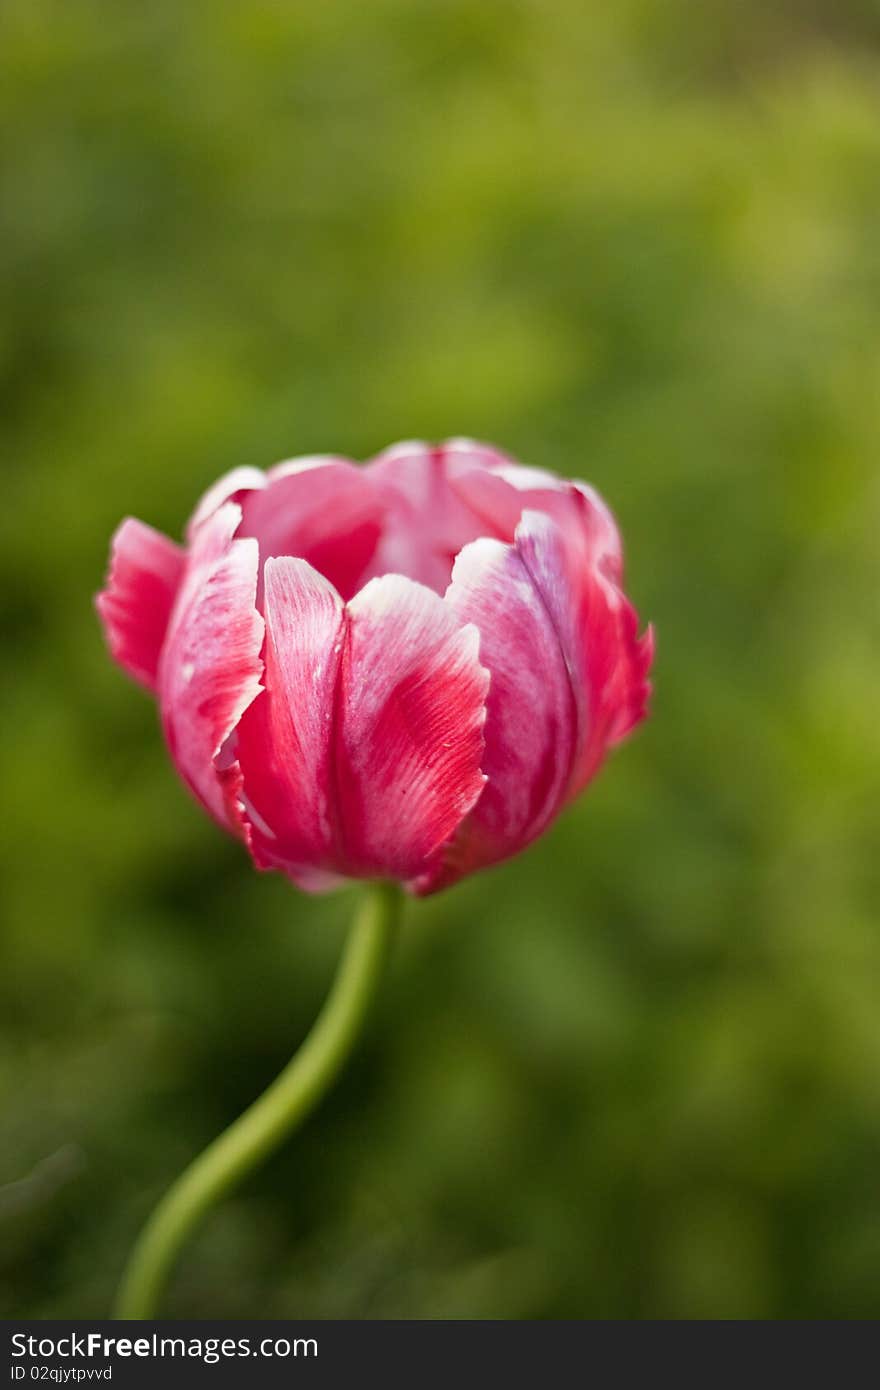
96;518;185;691
159;503;264;828
421;508;652;892
364;441;498;593
234;557;347;887
337;574;489;881
515;508;653;797
421;535;576;891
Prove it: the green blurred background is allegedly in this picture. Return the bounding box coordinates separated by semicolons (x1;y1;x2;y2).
3;0;880;1320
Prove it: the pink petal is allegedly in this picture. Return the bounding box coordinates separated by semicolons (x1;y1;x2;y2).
336;574;489;881
422;534;576;890
187;466;267;538
515;507;652;797
364;441;498;593
239;458;385;601
449;445;623;579
96;518;185;691
159;503;264;829
188;457;386;602
233;557;347;885
420;505;652;892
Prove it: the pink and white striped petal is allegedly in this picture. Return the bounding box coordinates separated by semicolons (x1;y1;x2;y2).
158;503;264;829
515;508;653;798
96;518;185;691
422;534;576;891
234;557;347;883
337;574;489;881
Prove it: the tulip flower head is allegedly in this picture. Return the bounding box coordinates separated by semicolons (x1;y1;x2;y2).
98;441;653;894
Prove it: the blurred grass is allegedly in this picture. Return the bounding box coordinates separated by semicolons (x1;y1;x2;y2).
3;0;880;1318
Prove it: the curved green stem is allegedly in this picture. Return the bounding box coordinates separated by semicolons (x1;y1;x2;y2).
115;881;402;1319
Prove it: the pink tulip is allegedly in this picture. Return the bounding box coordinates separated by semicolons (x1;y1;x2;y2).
97;440;653;894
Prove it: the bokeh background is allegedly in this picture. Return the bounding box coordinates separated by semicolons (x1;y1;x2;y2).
3;0;880;1320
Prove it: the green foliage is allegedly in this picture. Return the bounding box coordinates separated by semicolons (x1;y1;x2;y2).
3;0;880;1318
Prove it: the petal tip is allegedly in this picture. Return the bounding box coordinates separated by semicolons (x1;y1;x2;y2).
97;516;185;691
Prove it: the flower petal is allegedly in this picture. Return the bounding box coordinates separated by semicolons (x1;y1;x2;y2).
239;457;385;601
515;507;653;797
159;503;264;828
423;534;576;890
234;557;347;885
96;518;185;691
187;466;267;538
337;574;489;881
449;444;623;578
364;441;497;593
